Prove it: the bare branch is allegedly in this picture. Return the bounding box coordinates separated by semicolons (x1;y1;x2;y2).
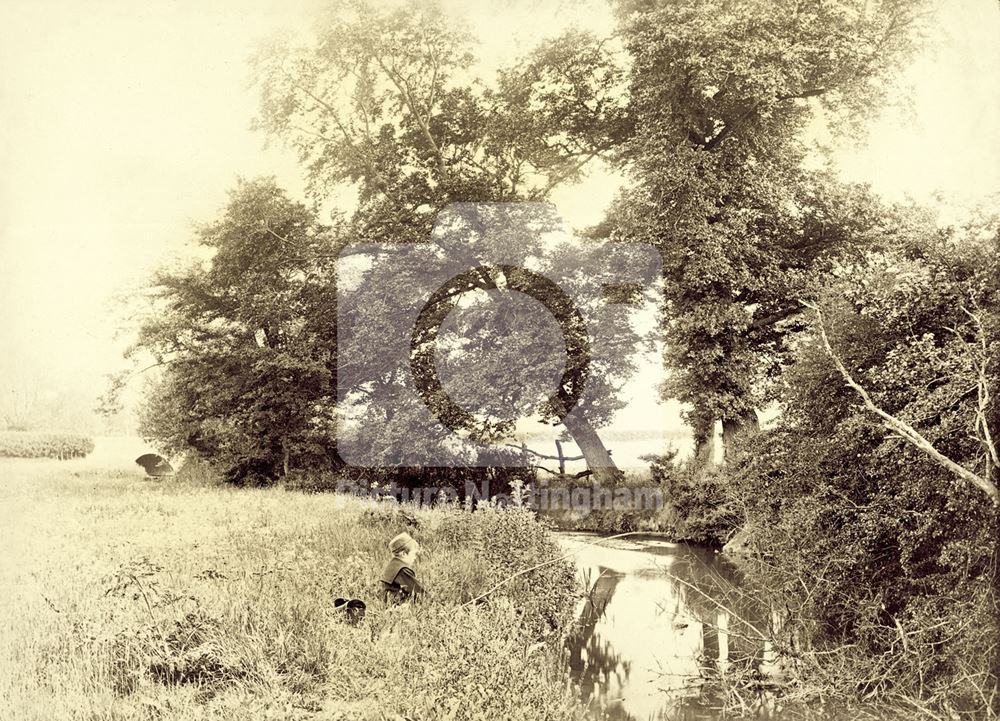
801;299;1000;506
964;306;1000;478
502;442;585;462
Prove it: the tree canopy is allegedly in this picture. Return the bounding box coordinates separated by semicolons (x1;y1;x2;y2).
135;179;340;482
252;1;627;222
605;0;929;458
252;1;642;479
132;0;936;478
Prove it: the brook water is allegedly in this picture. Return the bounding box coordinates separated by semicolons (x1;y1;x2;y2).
558;532;778;720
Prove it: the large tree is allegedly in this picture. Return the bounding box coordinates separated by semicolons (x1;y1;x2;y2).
606;0;929;461
252;1;640;481
132;178;340;481
334;203;657;482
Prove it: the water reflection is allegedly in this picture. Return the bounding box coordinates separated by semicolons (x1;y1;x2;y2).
560;533;769;721
566;566;632;717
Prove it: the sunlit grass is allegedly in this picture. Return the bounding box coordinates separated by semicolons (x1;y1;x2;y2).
0;456;584;720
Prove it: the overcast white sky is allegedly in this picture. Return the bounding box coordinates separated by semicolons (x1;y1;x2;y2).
1;0;998;435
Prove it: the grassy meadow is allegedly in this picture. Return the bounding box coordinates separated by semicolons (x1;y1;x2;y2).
0;453;585;721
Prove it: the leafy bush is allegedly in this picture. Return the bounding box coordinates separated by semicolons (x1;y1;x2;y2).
172;454;221;486
724;232;1000;711
534;459;736;542
646;453;737;545
431;503;578;638
0;431;94;459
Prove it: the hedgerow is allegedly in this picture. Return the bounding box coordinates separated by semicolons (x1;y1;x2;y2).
0;431;95;459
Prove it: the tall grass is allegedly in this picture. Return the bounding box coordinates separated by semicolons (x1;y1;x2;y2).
0;458;585;720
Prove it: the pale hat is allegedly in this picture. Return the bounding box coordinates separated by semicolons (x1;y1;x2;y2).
389;532;417;556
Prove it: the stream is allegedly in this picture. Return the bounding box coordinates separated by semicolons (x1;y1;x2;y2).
558;532;778;721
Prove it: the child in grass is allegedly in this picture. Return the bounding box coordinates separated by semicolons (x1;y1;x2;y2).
380;532;425;604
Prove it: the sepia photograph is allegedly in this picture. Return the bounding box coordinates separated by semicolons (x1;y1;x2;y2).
2;0;999;719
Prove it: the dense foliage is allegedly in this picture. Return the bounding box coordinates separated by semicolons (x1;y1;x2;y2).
133;179;341;483
0;431;95;459
727;222;1000;709
607;0;928;458
131;0;934;476
251;3;637;479
645;453;735;545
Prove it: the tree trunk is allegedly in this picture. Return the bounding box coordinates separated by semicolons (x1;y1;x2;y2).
721;409;760;462
992;507;1000;714
693;433;715;468
689;408;717;470
561;411;622;485
555;439;566;475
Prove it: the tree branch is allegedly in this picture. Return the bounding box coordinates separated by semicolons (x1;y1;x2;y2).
373;54;446;178
502;442;585;462
964;306;1000;481
750;305;802;331
801;300;1000;505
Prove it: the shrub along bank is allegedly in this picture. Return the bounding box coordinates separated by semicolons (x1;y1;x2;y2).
537;454;736;547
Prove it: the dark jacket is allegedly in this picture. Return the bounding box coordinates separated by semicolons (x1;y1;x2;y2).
380;557;425;603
